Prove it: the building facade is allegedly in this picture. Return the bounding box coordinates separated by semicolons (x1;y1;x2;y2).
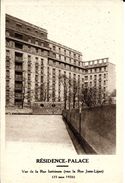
83;59;116;104
5;14;116;109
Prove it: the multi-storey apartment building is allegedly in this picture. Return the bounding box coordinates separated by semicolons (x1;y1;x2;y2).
83;58;116;102
5;14;116;110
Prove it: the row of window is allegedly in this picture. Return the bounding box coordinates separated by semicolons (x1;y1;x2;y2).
84;81;107;87
47;67;50;102
6;58;10;103
35;61;45;101
50;44;81;59
85;66;107;73
52;68;56;101
49;60;84;74
6;21;47;39
13;41;49;57
49;52;83;65
84;73;107;80
47;67;83;82
28;56;44;65
27;57;31;101
15;54;23;103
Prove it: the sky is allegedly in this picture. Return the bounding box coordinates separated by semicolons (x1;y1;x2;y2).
4;0;122;64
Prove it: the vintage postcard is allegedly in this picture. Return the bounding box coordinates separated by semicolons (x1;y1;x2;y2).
0;0;123;182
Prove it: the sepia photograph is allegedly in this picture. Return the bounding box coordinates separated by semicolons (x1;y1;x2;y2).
1;0;123;182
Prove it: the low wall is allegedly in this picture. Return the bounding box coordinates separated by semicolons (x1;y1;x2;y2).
6;107;32;115
63;105;116;154
32;102;64;115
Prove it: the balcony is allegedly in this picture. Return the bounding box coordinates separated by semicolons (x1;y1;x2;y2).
15;86;22;91
15;57;23;63
15;95;23;99
6;65;10;70
6;61;10;66
48;55;85;71
15;76;23;81
6;56;10;60
6;34;50;52
15;66;23;72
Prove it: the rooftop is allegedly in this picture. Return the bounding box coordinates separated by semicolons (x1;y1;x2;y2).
6;14;47;33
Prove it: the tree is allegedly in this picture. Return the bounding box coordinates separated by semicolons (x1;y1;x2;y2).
106;89;116;105
110;89;116;97
72;79;79;109
80;87;97;108
59;74;69;109
80;86;109;108
59;74;80;110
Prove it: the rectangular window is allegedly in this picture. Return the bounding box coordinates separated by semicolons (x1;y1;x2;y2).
104;80;106;85
28;55;31;61
84;82;88;87
85;70;88;73
6;50;10;56
85;76;88;80
104;67;107;71
41;59;43;65
59;47;61;53
53;46;56;50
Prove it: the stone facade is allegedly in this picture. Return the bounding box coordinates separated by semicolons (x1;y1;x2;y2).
5;14;116;110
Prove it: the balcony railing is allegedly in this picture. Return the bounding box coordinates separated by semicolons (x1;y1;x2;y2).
15;95;23;99
6;35;50;51
15;66;23;72
15;56;23;62
48;55;85;71
6;56;10;60
15;76;23;81
15;86;22;90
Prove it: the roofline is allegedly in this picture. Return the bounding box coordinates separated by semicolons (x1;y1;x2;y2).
47;39;82;55
84;57;109;62
84;57;116;66
6;14;47;33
